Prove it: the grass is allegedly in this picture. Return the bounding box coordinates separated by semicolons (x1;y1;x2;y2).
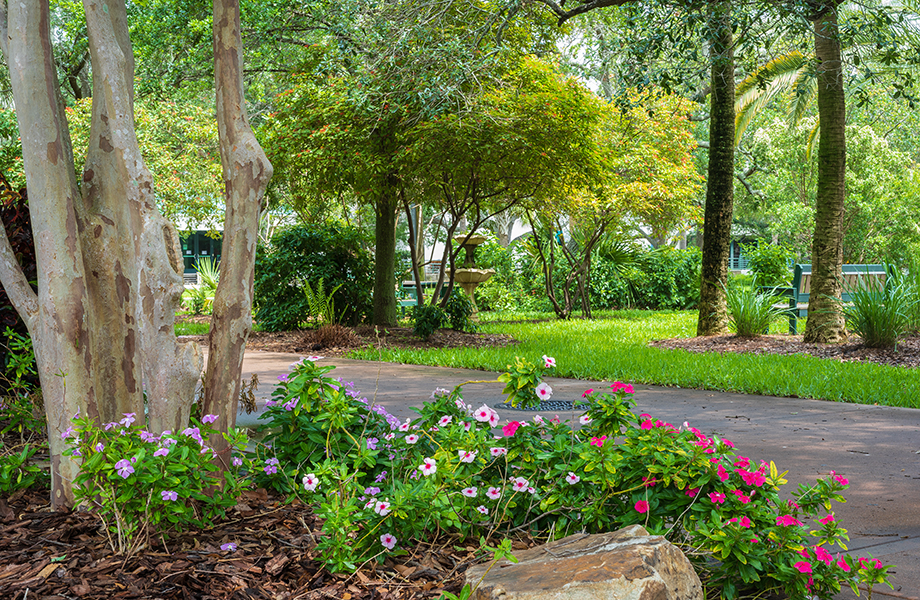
349;309;920;409
176;321;210;336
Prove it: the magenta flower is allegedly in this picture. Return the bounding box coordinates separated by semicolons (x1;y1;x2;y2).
818;513;835;525
114;459;134;479
685;487;700;497
793;561;812;574
502;421;521;437
709;492;726;504
836;555;851;572
565;472;580;485
776;515;803;527
581;389;594;398
590;436;607;447
202;414;219;424
380;533;397;550
611;382;633;394
634;500;650;513
461;487;477;498
640;419;653;430
161;490;178;501
814;546;833;565
739;516;752;528
716;464;729;482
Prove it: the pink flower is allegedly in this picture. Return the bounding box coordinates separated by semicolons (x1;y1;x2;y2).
502;421;521;437
740;469;766;487
374;500;391;516
419;458;437;476
511;477;529;492
154;447;169;457
533;415;544;425
542;355;556;368
581;389;594;398
721;438;735;448
405;434;419;445
641;476;657;488
814;546;833;565
640;419;653;430
221;542;237;552
114;459;134;479
566;472;580;485
836;555;851;572
709;492;726;504
476;505;488;515
717;464;729;482
302;474;319;492
794;561;812;574
818;514;835;525
611;382;634;394
776;515;803;527
590;436;607;447
634;500;650;513
232;456;243;467
461;487;477;498
738;516;752;528
490;447;508;457
474;405;492;422
202;414;219;424
685;487;700;497
733;456;750;469
458;449;477;463
835;474;849;486
486;487;502;500
535;382;553;400
380;533;397;550
439;415;452;427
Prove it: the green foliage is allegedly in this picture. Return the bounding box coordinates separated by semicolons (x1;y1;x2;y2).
413;305;446;340
628;247;702;310
723;279;788;337
303;278;344;328
443;293;476;333
496;355;556;409
254;224;374;330
0;444;46;493
742;241;793;286
259;362;890;597
842;273;915;348
183;256;219;315
64;414;249;557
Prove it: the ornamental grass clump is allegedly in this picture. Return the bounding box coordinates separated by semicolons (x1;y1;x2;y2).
257;358;892;599
64;413;249;557
723;278;788;337
843;271;915;348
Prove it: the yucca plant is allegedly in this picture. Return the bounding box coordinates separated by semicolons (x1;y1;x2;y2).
843;271;915;348
303;278;343;328
184;256;220;315
723;278;787;337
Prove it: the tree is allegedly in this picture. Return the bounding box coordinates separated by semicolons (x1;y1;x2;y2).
0;0;269;506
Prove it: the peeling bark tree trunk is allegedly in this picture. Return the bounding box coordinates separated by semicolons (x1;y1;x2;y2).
202;0;273;468
696;0;735;337
0;0;201;508
804;5;847;344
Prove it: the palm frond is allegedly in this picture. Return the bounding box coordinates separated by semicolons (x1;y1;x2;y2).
787;70;818;128
735;51;808;144
805;119;821;161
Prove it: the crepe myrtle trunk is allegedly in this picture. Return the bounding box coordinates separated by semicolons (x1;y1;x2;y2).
804;4;847;344
202;0;273;468
696;0;735;337
373;182;399;327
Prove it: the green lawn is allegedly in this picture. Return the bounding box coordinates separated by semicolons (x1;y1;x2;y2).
349;310;920;409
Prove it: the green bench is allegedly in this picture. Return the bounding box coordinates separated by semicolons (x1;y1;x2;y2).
773;263;892;334
398;280;449;315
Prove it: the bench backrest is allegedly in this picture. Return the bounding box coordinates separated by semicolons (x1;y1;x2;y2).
793;264;890;299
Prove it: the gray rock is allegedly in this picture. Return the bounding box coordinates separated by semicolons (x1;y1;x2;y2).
464;525;702;600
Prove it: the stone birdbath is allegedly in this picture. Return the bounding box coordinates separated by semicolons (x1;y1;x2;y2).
452;234;494;315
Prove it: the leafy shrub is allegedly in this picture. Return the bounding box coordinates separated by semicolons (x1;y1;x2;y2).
496;355;555;409
64;413;249;556
629;247;702;310
413;305;446;340
843;272;914;348
254;223;373;330
742;241;793;286
256;360;892;598
724;279;788;336
0;183;37;393
444;292;477;332
0;444;46;493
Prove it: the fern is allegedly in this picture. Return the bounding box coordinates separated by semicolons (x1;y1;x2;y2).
303;278;344;327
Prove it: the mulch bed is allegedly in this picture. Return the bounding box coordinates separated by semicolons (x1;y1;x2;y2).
0;486;488;599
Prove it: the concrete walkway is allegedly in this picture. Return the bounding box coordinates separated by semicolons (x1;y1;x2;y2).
234;351;920;599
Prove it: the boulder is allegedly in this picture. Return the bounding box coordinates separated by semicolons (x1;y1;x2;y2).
464;525;702;600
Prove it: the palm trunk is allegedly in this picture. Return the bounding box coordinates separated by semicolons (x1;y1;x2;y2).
696;0;735;336
373;182;398;326
804;5;847;344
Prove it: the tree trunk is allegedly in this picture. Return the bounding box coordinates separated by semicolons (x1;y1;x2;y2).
373;182;398;326
696;0;735;337
804;5;847;344
202;0;273;467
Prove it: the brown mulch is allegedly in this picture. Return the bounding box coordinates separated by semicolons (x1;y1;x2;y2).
0;485;490;600
649;332;920;369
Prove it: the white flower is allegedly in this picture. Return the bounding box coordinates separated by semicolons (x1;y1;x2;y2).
565;472;580;485
488;409;500;428
439;415;453;427
462;421;472;432
420;457;437;476
535;382;553;400
398;421;411;432
511;477;529;492
542;355;556;368
302;473;319;492
461;487;477;498
380;533;397;550
486;487;502;500
476;505;489;515
533;415;544;425
458;450;477;463
579;415;593;425
374;500;391;516
405;434;419;444
490;447;508;457
474;405;492;422
384;433;396;441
